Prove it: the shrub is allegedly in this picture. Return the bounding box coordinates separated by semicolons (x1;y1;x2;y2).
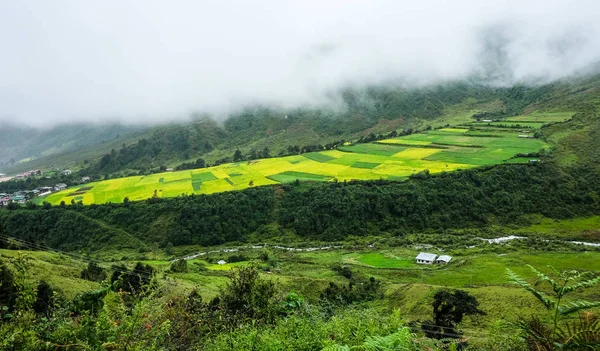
80;262;107;282
170;259;188;273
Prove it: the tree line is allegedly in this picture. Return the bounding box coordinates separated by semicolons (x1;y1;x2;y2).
1;162;599;251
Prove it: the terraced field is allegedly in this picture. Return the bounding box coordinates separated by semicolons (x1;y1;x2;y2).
42;114;565;205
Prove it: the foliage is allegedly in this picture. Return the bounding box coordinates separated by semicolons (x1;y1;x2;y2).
32;280;53;316
280;291;304;312
0;263;17;316
2;163;599;252
322;326;454;351
80;261;107;282
508;265;600;350
169;259;188;273
320;277;382;306
217;264;278;329
110;262;155;295
421;289;485;340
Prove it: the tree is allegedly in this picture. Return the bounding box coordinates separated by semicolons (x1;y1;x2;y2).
81;262;107;282
217;264;277;329
233;149;244;162
170;259;187;273
33;280;54;315
422;289;485;339
165;242;174;255
110;262;154;295
0;264;16;312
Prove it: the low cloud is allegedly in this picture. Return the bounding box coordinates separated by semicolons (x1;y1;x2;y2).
1;0;599;125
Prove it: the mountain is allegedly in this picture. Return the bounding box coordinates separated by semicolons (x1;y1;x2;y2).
0;122;150;173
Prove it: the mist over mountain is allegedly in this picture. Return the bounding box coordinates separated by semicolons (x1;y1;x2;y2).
1;0;600;126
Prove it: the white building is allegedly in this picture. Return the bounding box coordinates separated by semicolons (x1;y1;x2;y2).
217;260;227;265
415;252;437;264
436;255;452;264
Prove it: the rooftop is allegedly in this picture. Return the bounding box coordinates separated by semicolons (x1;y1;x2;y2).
416;252;437;261
437;255;452;262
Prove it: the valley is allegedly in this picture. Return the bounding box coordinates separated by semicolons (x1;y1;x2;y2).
40;112;560;205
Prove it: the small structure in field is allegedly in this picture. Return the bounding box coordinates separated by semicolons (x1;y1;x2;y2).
415;252;437;264
217;260;227;265
436;255;452;264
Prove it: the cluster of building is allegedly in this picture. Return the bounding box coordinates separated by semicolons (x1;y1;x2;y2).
415;252;452;265
0;183;68;207
14;169;42;179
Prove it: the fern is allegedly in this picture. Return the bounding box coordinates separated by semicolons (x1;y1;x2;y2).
556;312;600;349
362;327;416;350
322;346;351;351
561;275;600;295
508;265;600;350
322;327;442;351
507;268;555;310
558;301;600;316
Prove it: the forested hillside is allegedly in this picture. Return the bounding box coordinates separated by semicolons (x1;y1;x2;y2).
2;162;599;251
0;122;148;171
85;81;555;176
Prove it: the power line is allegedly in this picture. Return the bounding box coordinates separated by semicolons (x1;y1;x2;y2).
0;234;165;282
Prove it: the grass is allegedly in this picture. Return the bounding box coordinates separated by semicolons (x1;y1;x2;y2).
351;162;381;169
355;252;415;268
303;152;337;163
5;220;600;348
338;143;406;156
40;114;556;205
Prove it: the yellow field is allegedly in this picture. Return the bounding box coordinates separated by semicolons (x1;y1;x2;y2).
439;128;469;133
40;120;551;205
378;139;432;145
392;148;441;159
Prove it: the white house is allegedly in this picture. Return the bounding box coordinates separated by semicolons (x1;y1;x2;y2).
436;255;452;264
217;260;227;265
415;252;437;264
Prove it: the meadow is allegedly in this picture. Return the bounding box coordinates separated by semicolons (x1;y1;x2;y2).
5;229;599;347
41;115;559;205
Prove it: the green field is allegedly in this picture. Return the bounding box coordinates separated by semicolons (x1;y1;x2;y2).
41;117;552;205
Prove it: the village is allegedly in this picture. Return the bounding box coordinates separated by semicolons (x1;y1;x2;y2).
0;168;90;207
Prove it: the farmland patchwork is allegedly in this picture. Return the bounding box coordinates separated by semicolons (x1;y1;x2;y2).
42;114;564;205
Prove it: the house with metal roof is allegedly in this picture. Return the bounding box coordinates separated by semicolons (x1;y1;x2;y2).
415;252;437;264
436;255;452;264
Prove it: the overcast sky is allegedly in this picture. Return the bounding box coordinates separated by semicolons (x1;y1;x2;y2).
1;0;600;126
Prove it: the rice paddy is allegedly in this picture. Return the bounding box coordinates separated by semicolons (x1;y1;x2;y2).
42;114;560;205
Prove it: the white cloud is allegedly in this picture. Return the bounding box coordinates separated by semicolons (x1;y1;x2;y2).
1;0;599;125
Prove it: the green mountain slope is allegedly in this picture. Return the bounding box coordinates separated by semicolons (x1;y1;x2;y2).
0;122;152;173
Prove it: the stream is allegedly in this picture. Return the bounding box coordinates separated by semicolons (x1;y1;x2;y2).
178;235;599;261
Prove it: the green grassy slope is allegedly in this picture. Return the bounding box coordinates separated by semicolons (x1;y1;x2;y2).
41;117;551;205
0;123;152;173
